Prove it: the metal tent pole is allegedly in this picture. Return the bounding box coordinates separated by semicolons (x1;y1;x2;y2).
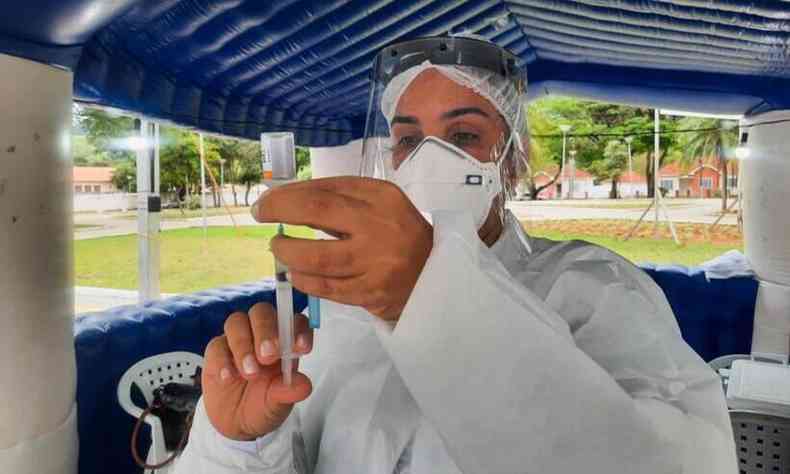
136;120;161;302
199;133;207;239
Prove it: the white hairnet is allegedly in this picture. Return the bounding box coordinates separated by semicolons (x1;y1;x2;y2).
381;63;523;132
380;61;527;154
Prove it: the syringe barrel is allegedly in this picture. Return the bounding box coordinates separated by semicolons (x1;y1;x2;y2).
276;280;295;384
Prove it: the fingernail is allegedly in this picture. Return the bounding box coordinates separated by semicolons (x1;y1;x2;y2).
260;340;277;358
220;367;231;382
296;333;311;352
242;354;259;375
250;201;260;219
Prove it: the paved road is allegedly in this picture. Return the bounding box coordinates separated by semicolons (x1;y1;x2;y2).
75;211;259;240
508;198;738;226
75;286;178;314
75;198;738;241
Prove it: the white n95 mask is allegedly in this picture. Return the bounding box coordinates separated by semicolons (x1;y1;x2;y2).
392;136;502;229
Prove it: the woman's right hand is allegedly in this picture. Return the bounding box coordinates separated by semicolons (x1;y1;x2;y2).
202;302;314;441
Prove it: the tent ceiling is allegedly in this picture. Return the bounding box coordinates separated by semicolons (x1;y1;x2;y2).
2;0;789;146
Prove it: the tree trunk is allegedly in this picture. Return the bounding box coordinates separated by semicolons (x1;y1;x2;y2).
231;183;238;207
530;166;563;200
646;153;654;198
610;178;619;199
646;149;670;199
244;182;252;206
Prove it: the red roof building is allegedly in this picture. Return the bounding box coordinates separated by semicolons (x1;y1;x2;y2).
658;157;738;198
618;170;647;184
73;167;116;194
533;164;596;199
532;171;559;200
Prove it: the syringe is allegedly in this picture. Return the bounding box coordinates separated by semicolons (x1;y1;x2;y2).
274;223;295;385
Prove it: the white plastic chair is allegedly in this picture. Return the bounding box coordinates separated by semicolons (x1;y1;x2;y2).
117;351;204;474
709;353;750;393
709;355;790;473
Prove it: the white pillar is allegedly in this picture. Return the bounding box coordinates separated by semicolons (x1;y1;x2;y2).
740;110;790;363
0;53;77;473
309;139;363;178
136;120;160;302
569;155;576;199
309;140;363;240
561;132;567;199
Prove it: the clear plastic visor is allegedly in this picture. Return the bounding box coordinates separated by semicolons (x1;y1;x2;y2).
360;36;527;189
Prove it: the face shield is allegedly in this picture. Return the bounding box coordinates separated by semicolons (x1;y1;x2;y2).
360;36;528;228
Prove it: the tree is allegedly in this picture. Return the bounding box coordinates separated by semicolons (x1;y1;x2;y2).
73;105;136;163
231;144;262;206
630;113;681;198
522;102;562;199
111;161;136;192
525;98;691;200
295;147;310;175
237;140;263;206
72;135;110;166
675;117;738;210
159;128;221;199
590;140;629;198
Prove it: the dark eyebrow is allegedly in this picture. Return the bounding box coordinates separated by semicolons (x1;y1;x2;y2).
392;115;419;125
441;107;490;120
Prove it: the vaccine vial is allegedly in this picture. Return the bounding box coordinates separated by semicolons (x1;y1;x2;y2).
261;132;297;180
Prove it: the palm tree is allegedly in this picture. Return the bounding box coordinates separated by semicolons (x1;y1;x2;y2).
677;117;738;210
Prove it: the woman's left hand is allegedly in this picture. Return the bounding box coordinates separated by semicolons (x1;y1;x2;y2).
252;177;433;321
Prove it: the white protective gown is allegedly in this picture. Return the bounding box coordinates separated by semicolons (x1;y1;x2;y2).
174;210;737;474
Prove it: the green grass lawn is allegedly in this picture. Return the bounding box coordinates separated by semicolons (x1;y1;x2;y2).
75;225;314;293
75;221;741;293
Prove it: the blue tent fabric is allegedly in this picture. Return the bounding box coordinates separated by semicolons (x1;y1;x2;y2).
641;264;756;362
2;1;789;146
72;269;756;474
73;281;307;474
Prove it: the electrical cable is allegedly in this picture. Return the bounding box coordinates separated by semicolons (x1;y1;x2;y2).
531;118;790;140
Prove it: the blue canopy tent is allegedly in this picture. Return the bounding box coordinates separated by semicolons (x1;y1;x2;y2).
0;2;786;474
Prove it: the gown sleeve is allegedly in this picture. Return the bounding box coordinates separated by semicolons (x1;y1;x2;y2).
374;211;737;474
171;398;309;474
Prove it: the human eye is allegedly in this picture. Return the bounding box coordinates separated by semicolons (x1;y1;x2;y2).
389;132;423;156
397;134;422;148
450;131;480;148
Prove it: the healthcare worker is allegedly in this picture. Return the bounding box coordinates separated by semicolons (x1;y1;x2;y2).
174;36;736;474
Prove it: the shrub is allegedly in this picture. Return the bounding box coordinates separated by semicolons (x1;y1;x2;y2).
185;195;202;210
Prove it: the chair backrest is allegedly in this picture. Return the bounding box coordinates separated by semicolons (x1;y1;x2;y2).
731;411;790;474
117;351;203;415
710;356;790;473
